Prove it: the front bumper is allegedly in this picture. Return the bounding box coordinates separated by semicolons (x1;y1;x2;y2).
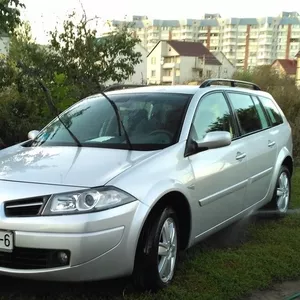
0;195;149;281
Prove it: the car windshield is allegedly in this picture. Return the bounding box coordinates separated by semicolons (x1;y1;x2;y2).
28;92;191;151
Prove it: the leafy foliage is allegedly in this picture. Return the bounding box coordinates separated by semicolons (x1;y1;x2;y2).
0;10;143;146
0;0;25;34
49;12;142;98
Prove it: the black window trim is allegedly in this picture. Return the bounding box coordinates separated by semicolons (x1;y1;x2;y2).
250;95;273;128
184;90;239;157
224;90;276;140
256;95;284;127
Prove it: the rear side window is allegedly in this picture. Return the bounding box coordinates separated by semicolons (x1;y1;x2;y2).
227;93;264;135
258;96;284;126
252;97;269;129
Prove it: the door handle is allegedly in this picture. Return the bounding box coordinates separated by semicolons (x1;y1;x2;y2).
268;140;276;148
236;152;246;160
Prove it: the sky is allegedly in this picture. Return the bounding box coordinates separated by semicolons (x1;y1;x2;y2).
21;0;300;44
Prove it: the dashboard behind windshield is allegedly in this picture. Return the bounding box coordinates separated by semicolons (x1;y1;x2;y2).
29;92;192;150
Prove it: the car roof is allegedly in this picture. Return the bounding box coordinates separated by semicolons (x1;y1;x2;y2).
104;85;200;95
90;84;272;99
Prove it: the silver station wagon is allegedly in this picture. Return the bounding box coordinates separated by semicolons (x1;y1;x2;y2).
0;79;293;291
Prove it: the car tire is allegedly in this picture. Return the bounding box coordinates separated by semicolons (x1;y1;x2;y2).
132;206;180;292
261;165;291;219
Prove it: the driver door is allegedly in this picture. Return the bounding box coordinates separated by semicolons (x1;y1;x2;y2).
187;92;248;236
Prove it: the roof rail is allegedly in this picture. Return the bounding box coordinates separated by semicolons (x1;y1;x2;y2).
103;84;147;92
199;78;261;91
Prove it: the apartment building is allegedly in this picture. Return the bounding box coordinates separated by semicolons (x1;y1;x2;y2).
147;40;221;85
107;12;300;70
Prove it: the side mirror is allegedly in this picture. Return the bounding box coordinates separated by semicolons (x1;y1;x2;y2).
28;130;40;140
196;131;231;150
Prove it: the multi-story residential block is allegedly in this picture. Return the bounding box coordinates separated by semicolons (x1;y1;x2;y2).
147;40;221;85
107;12;300;70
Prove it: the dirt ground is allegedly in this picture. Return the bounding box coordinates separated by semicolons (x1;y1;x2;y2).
245;280;300;299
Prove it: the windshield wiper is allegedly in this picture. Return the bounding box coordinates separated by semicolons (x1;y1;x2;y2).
17;61;82;147
38;81;82;147
98;90;133;150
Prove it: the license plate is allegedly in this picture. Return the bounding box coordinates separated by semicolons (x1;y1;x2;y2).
0;230;13;252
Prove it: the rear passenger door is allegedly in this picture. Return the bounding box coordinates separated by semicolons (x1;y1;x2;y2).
226;92;278;209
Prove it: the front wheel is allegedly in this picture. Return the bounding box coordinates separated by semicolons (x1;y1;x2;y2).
133;206;180;292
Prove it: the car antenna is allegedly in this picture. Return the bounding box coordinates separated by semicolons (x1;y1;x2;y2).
17;61;82;147
98;90;133;150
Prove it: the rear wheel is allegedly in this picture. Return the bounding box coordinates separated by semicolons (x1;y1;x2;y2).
262;165;291;218
133;206;179;292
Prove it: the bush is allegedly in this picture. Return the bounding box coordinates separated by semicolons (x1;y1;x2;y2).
233;66;300;162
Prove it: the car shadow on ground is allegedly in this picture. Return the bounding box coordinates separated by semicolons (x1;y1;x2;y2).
0;213;267;300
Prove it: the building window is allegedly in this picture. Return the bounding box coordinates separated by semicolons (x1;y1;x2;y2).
151;57;156;64
176;69;180;76
151;70;156;77
206;70;212;78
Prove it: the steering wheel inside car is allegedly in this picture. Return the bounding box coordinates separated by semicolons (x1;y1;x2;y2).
149;130;173;143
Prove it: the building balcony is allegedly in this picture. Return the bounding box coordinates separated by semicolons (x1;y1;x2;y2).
223;41;236;46
162;62;180;69
162;76;173;82
224;27;236;32
259;40;272;45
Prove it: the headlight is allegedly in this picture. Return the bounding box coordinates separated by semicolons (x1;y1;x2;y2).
42;187;136;215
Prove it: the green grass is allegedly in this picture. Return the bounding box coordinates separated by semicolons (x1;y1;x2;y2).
2;169;300;300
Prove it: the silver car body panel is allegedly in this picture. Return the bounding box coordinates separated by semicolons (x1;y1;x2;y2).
0;85;293;281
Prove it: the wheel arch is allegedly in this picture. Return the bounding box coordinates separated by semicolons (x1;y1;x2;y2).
134;190;192;260
266;147;293;201
282;155;293;177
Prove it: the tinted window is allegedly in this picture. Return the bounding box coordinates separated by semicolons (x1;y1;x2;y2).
191;92;236;141
259;96;283;126
252;97;269;129
228;93;263;135
30;93;191;150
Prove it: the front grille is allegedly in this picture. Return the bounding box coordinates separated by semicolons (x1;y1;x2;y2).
0;247;71;269
4;197;49;217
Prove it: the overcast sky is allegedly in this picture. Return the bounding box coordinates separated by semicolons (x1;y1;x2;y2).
22;0;300;44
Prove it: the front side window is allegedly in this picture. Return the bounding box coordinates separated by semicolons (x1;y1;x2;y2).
29;93;191;151
258;96;284;126
227;93;263;135
191;92;236;141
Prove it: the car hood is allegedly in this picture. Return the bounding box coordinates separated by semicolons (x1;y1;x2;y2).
0;145;158;187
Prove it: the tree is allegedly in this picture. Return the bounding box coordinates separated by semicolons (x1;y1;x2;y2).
0;8;143;146
0;0;25;34
49;11;142;98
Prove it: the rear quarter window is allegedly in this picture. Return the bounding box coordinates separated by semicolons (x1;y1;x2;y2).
227;92;263;135
258;96;284;126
